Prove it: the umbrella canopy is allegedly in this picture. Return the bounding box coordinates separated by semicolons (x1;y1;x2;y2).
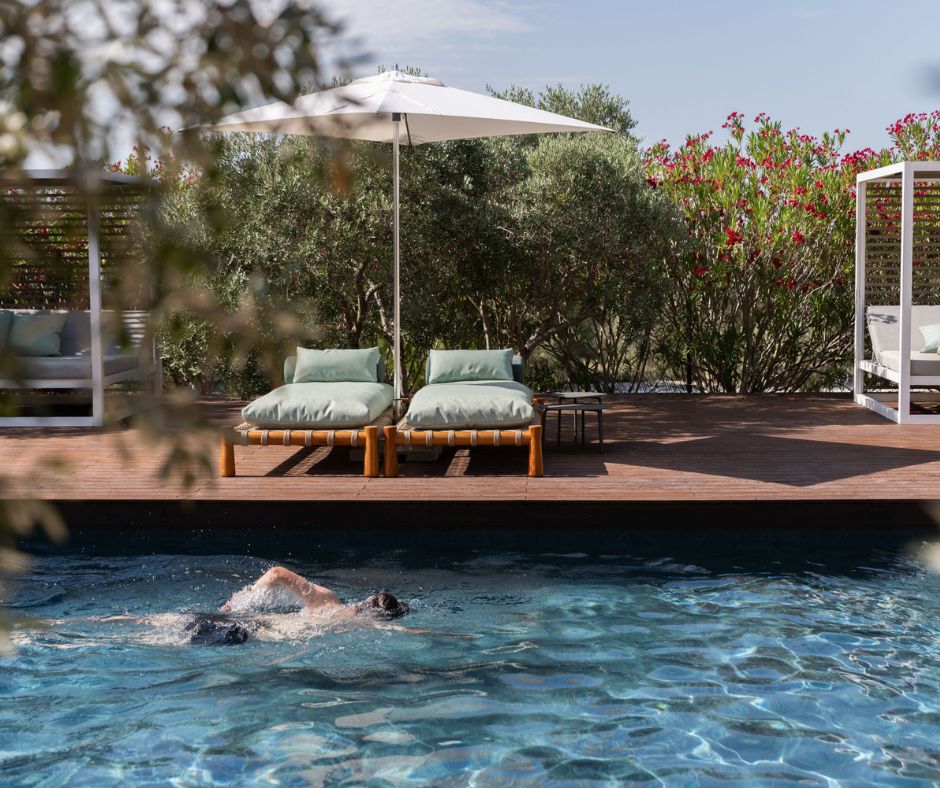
207;71;610;405
211;70;608;143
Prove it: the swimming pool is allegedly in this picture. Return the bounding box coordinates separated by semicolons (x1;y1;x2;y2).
3;543;940;783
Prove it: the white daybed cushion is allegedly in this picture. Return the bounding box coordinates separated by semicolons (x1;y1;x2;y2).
18;355;139;380
866;305;940;363
876;350;940;376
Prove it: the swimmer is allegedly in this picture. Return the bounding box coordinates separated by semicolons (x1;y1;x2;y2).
28;568;417;647
220;566;410;620
178;566;416;645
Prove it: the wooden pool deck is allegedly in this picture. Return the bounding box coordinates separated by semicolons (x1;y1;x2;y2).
5;394;940;535
0;395;940;501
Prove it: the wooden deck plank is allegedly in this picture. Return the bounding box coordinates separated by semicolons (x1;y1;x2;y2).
5;394;940;506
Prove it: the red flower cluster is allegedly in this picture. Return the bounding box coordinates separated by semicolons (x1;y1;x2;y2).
886;111;940;137
840;148;877;171
644;108;940;306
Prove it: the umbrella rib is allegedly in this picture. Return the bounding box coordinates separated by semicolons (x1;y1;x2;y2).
404;113;413;147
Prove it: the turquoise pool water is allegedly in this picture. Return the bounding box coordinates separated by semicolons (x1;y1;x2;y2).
3;546;940;784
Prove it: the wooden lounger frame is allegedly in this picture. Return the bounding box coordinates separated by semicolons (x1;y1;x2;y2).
220;425;381;478
382;423;543;478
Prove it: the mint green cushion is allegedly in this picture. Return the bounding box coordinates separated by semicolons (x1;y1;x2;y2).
285;353;385;384
9;312;68;356
0;311;12;347
242;382;393;428
920;323;940;353
293;347;380;383
403;380;533;429
427;349;513;384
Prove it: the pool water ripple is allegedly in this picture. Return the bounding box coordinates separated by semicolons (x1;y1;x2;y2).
3;548;940;783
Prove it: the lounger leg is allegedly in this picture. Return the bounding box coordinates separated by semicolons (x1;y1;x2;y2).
220;432;235;477
363;426;379;478
383;425;399;477
528;424;544;477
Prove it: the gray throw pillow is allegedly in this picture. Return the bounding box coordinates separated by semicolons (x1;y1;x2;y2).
9;312;69;356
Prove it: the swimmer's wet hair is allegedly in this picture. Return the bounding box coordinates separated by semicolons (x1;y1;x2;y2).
186;616;250;645
355;592;409;620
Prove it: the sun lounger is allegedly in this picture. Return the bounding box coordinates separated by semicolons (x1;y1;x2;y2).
383;349;543;478
220;347;393;478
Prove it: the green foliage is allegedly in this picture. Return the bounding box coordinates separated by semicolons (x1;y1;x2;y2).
161;82;672;396
488;82;637;135
484;133;676;391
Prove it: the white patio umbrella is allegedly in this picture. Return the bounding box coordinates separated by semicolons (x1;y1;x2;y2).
206;70;609;405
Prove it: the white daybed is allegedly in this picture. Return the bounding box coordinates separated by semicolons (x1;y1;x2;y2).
0;169;161;427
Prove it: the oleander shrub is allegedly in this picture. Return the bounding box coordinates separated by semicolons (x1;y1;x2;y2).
646;114;884;392
645;111;940;393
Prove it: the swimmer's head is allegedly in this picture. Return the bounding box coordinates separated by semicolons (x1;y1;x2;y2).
355;592;409;620
186;616;250;645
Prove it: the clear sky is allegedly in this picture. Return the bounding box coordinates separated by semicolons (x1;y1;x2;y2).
323;0;940;152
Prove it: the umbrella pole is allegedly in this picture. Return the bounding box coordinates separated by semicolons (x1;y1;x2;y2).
392;114;402;415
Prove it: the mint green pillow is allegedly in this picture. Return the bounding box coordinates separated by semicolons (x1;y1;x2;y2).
428;349;513;384
293;346;380;383
9;312;68;356
920;323;940;353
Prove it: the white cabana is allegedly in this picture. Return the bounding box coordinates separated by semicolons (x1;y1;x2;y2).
0;169;162;427
854;161;940;423
205;70;610;408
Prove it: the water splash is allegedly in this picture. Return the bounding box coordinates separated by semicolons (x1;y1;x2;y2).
223;584;305;614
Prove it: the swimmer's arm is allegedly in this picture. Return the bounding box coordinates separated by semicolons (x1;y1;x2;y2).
255;566;339;609
35;614;144;626
377;623;476;638
379;623;431;634
62;614;141;623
